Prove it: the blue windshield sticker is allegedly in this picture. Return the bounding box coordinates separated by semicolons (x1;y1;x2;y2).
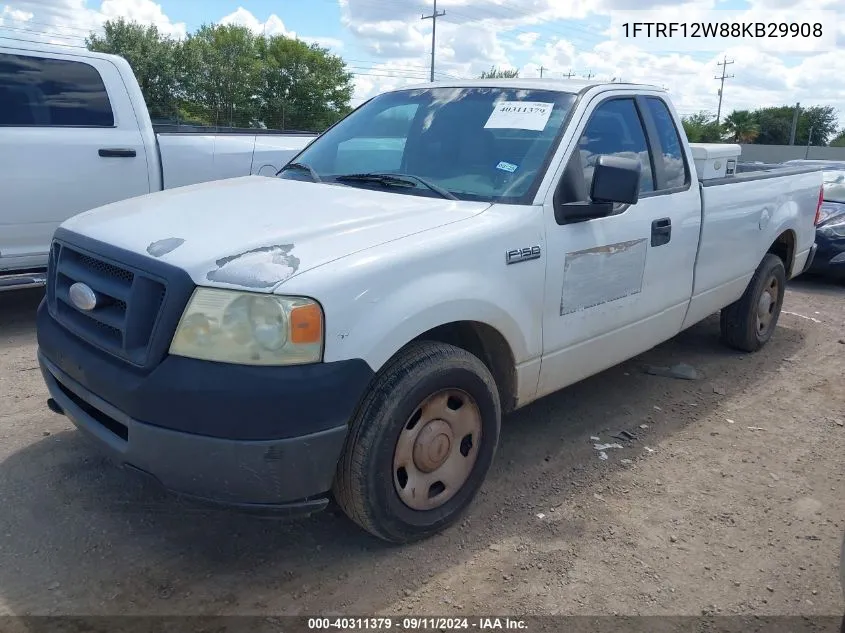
496;161;518;173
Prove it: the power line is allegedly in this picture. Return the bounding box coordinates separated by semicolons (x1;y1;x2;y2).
0;25;87;43
0;17;99;36
421;0;445;82
714;56;734;125
321;0;607;48
0;26;468;81
442;2;605;44
441;11;600;49
0;33;86;48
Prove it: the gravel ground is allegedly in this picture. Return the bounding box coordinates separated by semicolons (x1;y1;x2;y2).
0;279;843;619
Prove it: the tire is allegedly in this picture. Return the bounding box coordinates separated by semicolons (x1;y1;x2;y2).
333;340;501;543
719;253;786;352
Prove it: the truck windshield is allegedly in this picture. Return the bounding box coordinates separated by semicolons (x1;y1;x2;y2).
279;87;578;203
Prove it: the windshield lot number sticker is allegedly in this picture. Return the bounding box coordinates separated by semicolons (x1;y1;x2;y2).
485;101;554;131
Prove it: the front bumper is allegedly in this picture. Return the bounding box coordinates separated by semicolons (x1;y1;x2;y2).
808;228;845;279
37;299;375;512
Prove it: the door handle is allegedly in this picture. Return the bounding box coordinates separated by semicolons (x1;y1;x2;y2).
98;148;136;158
651;217;672;247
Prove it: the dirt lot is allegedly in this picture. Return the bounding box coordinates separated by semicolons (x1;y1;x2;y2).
0;280;843;619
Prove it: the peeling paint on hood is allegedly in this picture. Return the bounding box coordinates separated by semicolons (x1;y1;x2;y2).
59;176;491;291
207;244;300;288
146;237;185;257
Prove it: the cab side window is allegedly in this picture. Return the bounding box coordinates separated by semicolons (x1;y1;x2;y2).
644;97;689;189
0;53;114;127
578;98;655;195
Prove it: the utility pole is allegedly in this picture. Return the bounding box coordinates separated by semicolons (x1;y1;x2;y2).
789;102;800;145
714;56;734;125
563;70;575;78
584;70;593;79
539;66;545;78
805;125;814;159
421;0;445;82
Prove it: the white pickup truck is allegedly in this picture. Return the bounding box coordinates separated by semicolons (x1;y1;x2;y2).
0;41;316;290
36;79;822;544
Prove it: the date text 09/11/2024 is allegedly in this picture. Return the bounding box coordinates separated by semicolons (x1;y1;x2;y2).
306;617;528;630
620;22;823;38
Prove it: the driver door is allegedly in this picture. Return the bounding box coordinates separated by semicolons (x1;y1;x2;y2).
537;93;700;398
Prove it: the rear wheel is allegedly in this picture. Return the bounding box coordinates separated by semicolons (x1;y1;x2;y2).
720;253;786;352
333;341;501;543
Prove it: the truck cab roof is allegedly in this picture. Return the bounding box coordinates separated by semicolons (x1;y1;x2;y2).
0;38;124;63
397;78;666;95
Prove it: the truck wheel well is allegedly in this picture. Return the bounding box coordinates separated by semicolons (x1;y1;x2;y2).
413;321;517;414
768;230;795;278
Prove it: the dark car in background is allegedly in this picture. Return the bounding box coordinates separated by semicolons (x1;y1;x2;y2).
783;161;845;281
809;169;845;281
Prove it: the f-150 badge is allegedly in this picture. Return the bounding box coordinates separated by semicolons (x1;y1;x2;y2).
505;246;541;265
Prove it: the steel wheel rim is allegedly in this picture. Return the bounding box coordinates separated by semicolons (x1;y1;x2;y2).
393;388;483;511
756;275;779;336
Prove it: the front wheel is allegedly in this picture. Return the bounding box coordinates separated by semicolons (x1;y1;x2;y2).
720;253;787;352
333;341;501;543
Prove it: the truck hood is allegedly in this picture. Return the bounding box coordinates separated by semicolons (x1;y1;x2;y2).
61;176;491;290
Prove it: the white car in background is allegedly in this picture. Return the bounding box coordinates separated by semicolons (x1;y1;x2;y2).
0;40;316;291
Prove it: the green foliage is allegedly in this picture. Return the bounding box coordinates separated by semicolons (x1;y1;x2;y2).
737;104;838;146
86;18;179;120
479;66;519;79
681;105;841;147
796;105;838;146
681;112;723;143
87;20;354;131
830;130;845;148
722;110;759;143
751;106;794;145
179;25;262;126
256;35;354;132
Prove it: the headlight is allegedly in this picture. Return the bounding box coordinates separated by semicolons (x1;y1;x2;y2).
820;219;845;237
818;203;844;225
169;288;323;365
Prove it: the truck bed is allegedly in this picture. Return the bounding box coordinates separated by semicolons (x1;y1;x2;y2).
683;165;822;328
156;130;317;190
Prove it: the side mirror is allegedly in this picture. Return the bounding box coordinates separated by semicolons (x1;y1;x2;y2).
554;154;642;225
591;155;642;205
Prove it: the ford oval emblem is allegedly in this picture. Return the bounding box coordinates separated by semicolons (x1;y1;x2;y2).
69;282;97;311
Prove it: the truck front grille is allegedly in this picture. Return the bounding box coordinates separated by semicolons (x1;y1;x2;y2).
49;242;167;367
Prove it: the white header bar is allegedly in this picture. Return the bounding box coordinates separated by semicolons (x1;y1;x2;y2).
608;10;837;53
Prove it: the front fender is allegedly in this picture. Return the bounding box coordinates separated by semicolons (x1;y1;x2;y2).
321;270;541;374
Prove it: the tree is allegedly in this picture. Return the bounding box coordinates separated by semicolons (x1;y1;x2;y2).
681;112;723;143
750;106;793;145
86;18;179;120
750;104;838;146
830;130;845;148
797;105;838;146
479;66;519;79
256;36;354;132
87;19;355;131
722;110;759;143
179;24;262;127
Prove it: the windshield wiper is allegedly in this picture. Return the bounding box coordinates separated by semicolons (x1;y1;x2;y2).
334;173;458;200
278;161;322;182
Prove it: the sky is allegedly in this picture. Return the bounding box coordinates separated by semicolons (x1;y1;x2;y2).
1;0;844;129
